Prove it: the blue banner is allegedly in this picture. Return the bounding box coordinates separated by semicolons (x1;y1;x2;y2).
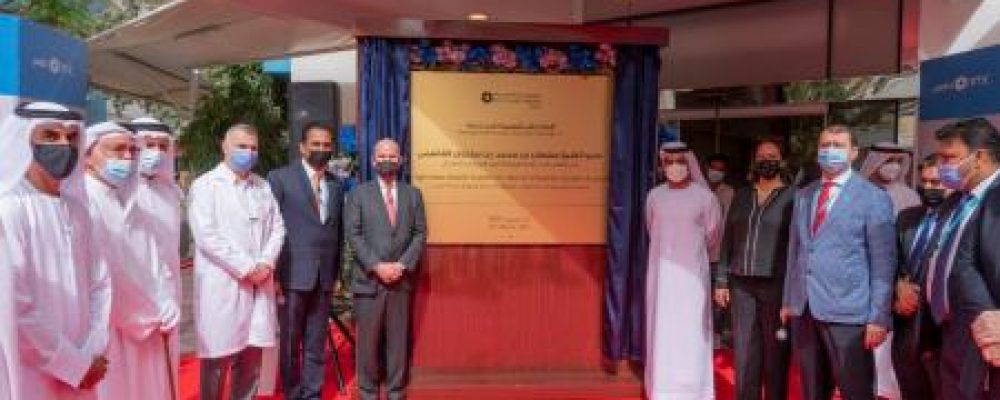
0;15;87;108
920;44;1000;121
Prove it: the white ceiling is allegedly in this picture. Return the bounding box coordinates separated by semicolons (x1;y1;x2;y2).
88;0;910;106
92;0;741;105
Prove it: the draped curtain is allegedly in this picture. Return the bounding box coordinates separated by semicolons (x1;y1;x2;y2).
358;37;412;182
602;45;661;361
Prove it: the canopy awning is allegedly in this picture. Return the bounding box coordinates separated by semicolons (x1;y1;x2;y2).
88;0;355;107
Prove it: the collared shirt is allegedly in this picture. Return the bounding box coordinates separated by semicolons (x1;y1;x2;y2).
301;159;329;222
812;168;853;218
925;169;1000;314
378;176;399;205
715;183;795;286
972;168;1000;199
218;163;261;217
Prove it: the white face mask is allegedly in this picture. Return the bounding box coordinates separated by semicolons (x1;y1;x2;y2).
665;163;689;183
706;169;725;183
877;161;902;182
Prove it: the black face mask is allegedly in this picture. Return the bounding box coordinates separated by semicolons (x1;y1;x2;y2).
306;150;333;168
375;160;400;176
752;160;783;180
32;144;78;180
918;186;947;208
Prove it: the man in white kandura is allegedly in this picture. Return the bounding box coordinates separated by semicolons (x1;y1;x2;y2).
189;123;286;400
125;117;185;399
645;141;723;400
862;142;921;216
82;121;181;400
0;214;16;399
0;102;112;399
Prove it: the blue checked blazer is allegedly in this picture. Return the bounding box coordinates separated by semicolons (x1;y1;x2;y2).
782;173;898;328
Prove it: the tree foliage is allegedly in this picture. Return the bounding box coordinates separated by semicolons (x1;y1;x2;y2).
178;64;288;176
1;0;142;38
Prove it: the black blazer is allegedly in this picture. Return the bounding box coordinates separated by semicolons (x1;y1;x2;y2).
343;179;427;295
267;162;344;291
892;202;946;360
950;177;1000;395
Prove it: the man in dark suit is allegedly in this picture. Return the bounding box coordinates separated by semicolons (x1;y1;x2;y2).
781;125;897;400
267;122;344;400
929;118;1000;398
891;154;959;400
345;138;427;400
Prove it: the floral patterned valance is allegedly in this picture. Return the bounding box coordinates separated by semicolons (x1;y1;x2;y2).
409;40;616;74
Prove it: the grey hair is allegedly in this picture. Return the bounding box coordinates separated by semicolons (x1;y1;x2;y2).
374;138;400;153
224;123;259;141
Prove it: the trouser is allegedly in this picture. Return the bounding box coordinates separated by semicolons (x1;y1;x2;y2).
200;346;262;400
891;309;941;400
792;308;874;400
355;288;412;400
280;285;330;400
731;276;790;400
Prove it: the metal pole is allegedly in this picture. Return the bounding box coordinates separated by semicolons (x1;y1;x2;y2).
163;334;178;400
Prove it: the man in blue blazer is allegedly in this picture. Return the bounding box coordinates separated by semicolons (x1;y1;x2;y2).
781;125;898;400
267;122;344;400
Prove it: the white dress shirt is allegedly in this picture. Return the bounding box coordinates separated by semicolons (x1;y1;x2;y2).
302;159;329;222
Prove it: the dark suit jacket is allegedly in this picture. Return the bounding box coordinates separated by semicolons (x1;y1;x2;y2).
893;198;960;359
950;176;1000;396
267;162;344;291
344;179;427;295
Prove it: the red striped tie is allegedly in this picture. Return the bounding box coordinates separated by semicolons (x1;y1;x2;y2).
812;181;835;235
385;185;397;227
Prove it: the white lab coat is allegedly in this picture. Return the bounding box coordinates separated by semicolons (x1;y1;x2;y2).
83;175;177;400
188;164;285;359
0;180;112;400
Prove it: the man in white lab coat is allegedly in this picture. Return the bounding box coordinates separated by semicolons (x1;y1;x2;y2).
189;123;286;400
0;102;113;399
81;121;181;400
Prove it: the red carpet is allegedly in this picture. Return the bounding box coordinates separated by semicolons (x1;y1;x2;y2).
178;330;805;399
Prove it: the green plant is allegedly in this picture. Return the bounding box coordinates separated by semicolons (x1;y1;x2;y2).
2;0;147;38
178;64;288;176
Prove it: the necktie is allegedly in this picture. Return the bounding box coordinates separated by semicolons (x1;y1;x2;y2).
385;184;397;227
906;212;937;276
312;172;325;222
928;194;980;323
812;181;835;235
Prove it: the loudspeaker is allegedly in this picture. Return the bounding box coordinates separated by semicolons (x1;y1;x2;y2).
288;81;340;160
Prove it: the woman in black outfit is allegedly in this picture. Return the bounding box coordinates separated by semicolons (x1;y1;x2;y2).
713;139;795;400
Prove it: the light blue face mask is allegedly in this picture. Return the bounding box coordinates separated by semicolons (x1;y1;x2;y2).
817;147;850;173
102;158;134;187
229;148;257;173
939;153;976;190
138;149;164;176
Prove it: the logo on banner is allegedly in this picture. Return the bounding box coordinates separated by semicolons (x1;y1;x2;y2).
932;74;992;94
476;90;542;108
920;44;1000;121
31;56;75;77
